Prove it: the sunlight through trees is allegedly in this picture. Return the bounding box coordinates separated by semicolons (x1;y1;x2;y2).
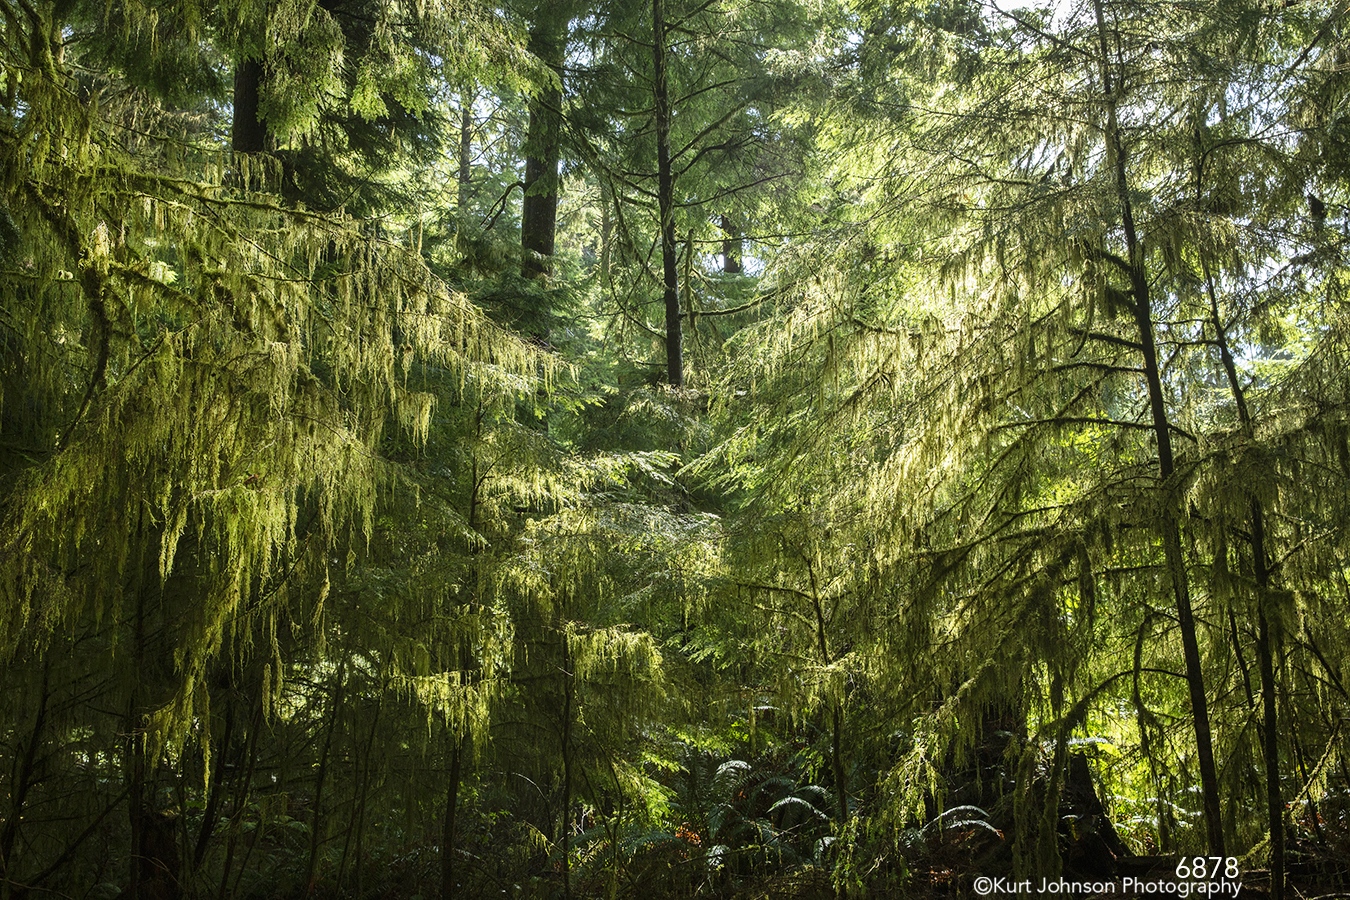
2;0;1348;897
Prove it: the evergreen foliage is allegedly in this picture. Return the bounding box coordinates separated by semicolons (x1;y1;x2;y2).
3;0;1350;897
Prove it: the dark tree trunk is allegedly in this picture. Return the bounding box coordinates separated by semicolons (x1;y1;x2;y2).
560;636;575;900
601;201;612;284
831;703;848;827
806;561;848;827
1;661;50;898
1205;257;1282;899
303;664;345;896
339;696;382;896
126;549;150;900
231;58;269;154
1092;0;1223;854
1253;515;1283;900
521;26;563;283
653;0;682;387
192;696;235;870
440;735;464;900
219;702;262;900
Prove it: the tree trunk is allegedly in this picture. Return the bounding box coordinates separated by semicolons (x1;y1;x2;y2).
339;693;382;896
521;25;563;283
1204;258;1282;899
561;635;575;900
440;734;464;900
126;538;153;900
231;58;269;155
653;0;682;387
458;88;475;220
1253;520;1283;900
219;701;263;900
806;560;848;827
0;660;50;900
831;704;848;828
303;664;345;895
1092;0;1223;854
192;694;235;870
721;215;742;275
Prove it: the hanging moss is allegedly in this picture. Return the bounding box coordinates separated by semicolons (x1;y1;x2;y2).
0;0;553;754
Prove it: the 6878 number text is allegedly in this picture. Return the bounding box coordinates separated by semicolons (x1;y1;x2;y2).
1175;858;1240;880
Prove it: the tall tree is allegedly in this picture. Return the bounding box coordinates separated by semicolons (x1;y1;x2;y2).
569;0;814;385
652;0;682;385
704;0;1350;869
0;1;545;894
520;5;570;284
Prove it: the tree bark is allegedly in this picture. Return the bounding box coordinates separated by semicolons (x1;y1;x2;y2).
521;25;563;283
806;560;848;827
721;215;742;275
219;701;263;900
653;0;683;387
600;201;612;284
1253;515;1283;900
831;704;848;827
231;58;269;155
127;545;150;900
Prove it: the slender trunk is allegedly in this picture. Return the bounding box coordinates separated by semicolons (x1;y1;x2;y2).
684;226;697;336
653;0;682;387
561;636;574;900
1252;507;1283;899
340;695;382;894
606;759;624;900
601;201;612;284
830;705;848;827
1203;257;1282;898
1;660;51;899
1339;746;1350;825
304;662;346;895
192;695;236;870
128;728;145;895
1133;614;1170;853
219;702;263;900
440;735;464;900
127;539;152;900
1157;518;1223;854
806;560;848;827
1093;0;1223;853
441;410;482;900
1290;731;1326;847
1227;610;1256;709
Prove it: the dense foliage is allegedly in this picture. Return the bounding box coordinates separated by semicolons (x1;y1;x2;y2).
2;0;1348;898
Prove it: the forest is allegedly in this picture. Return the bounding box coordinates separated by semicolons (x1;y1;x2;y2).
1;0;1349;898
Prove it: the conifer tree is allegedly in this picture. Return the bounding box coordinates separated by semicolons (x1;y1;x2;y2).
568;0;814;386
0;0;545;893
704;0;1350;870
